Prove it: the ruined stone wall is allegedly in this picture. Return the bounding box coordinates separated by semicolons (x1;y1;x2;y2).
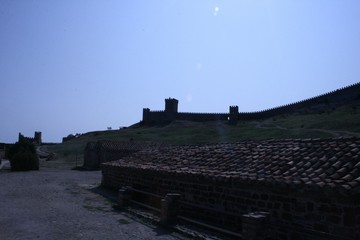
102;164;360;240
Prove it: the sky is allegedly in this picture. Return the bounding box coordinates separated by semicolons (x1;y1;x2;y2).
1;1;360;143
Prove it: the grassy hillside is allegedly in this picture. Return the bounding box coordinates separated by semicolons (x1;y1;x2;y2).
47;102;360;166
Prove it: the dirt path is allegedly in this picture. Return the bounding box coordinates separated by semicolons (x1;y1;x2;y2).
0;164;182;240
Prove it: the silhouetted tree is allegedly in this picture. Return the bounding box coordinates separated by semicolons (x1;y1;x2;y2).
7;139;39;171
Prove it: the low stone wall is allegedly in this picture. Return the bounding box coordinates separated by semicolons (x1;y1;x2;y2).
84;141;167;170
102;164;360;240
84;147;137;170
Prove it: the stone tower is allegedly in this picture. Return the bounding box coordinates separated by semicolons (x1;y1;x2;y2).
34;131;42;145
165;98;178;113
142;108;152;124
229;106;239;125
164;98;178;122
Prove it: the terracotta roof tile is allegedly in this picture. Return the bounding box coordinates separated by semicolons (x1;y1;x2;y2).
332;161;342;168
342;174;353;181
354;176;360;182
104;137;360;194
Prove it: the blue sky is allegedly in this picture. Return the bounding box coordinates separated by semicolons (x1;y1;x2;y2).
1;1;360;143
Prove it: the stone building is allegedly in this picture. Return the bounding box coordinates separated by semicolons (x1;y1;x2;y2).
102;137;360;240
83;140;167;170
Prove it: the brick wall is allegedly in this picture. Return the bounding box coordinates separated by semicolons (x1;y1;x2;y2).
102;164;360;240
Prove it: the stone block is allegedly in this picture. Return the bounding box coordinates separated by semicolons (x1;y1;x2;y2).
160;193;181;225
118;187;131;207
242;212;269;240
343;211;356;227
326;215;341;225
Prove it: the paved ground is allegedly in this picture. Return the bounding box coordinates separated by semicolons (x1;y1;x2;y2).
0;163;183;240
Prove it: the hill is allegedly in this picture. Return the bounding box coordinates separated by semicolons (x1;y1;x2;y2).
47;100;360;167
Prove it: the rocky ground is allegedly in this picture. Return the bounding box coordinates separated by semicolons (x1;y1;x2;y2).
0;159;184;240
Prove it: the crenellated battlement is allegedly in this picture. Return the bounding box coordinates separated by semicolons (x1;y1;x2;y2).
237;82;360;119
18;131;42;145
178;112;228;115
141;82;360;124
142;98;234;124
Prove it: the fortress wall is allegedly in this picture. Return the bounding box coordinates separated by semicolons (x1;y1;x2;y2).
142;82;360;123
18;132;42;145
144;111;229;123
142;110;168;123
177;112;228;121
238;82;360;120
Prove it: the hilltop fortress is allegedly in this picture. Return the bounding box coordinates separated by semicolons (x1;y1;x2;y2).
18;132;42;145
142;82;360;125
143;98;238;125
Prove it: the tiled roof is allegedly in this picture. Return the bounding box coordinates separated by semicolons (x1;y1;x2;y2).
104;137;360;194
85;140;166;151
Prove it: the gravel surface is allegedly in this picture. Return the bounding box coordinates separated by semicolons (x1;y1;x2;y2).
0;164;183;240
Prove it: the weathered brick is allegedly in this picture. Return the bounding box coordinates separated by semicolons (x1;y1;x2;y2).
313;223;329;233
257;201;266;208
261;194;269;200
282;203;291;211
343;212;356;227
282;212;293;221
102;162;360;240
326;215;341;225
307;202;314;212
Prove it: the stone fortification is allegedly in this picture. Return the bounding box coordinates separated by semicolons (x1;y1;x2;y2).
142;82;360;124
238;82;360;120
18;132;42;145
142;98;237;125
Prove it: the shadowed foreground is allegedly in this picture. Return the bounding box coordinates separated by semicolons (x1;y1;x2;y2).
0;165;181;240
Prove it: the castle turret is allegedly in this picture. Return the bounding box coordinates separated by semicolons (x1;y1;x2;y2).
34;131;42;145
165;98;178;113
164;98;178;122
229;106;239;125
142;108;151;123
18;132;24;142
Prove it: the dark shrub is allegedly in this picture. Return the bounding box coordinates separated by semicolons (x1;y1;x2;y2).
8;139;39;171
